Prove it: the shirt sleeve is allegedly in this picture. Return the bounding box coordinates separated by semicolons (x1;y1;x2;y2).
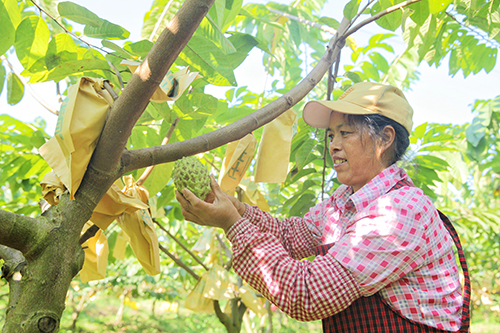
238;204;318;260
330;189;428;296
227;219;362;321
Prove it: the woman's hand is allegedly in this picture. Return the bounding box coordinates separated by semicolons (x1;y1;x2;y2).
175;175;243;232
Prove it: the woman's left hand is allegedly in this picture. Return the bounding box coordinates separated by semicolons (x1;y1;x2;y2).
175;175;242;232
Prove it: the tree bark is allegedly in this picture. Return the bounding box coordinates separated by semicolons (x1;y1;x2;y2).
0;1;215;331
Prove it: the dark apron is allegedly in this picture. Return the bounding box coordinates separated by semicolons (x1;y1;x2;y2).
313;179;470;332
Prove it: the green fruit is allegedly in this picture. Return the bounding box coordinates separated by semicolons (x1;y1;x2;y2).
172;156;211;200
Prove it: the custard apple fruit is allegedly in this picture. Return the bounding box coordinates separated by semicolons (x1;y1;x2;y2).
172;156;211;200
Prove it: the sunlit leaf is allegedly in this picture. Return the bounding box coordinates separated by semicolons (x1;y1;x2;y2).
0;0;21;55
14;16;50;70
0;63;5;97
6;72;23;105
343;0;362;20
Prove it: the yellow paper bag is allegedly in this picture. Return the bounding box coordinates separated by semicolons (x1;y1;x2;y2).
191;228;217;255
219;134;257;195
40;172;67;206
113;230;130;260
239;284;267;317
184;271;214;314
239;178;270;212
80;222;109;283
39;77;113;199
116;175;160;276
90;184;149;230
121;60;202;102
254;109;297;183
203;264;230;300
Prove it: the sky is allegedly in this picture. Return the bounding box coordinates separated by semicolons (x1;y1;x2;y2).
1;0;499;134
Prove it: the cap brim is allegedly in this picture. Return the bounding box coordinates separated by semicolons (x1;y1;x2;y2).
303;100;378;129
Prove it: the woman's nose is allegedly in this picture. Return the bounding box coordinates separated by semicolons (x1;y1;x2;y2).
329;136;341;152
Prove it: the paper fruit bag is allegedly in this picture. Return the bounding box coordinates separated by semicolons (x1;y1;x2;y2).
219;134;257;195
39;77;113;199
116;175;160;276
121;60;202;102
254;109;297;183
239;178;270;212
80;222;109;282
184;271;214;314
202;264;230;300
40;172;66;206
90;184;149;230
113;230;130;260
239;284;266;317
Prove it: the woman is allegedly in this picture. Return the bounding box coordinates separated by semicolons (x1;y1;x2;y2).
176;82;470;332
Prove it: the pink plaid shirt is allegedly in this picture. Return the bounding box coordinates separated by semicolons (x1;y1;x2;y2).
227;165;463;331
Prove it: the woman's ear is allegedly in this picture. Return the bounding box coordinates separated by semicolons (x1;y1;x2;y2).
380;125;396;153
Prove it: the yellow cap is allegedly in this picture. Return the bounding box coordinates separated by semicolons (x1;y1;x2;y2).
303;82;413;135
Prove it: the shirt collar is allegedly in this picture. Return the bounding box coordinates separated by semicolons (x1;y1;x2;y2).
332;164;410;213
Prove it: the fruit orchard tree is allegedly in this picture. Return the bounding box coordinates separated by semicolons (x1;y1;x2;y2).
1;0;500;332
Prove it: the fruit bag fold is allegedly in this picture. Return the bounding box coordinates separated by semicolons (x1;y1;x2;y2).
39;77;113;199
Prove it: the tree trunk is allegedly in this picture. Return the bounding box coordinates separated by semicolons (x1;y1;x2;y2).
2;198;87;333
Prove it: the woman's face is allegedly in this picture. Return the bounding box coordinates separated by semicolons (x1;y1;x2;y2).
327;112;387;192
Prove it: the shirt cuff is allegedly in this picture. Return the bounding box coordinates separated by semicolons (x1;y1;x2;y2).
226;218;253;242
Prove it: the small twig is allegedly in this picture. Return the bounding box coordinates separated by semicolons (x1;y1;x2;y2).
1;55;58;115
344;0;423;37
29;0;127;61
149;0;176;42
136;117;179;186
56;82;63;104
268;8;337;35
79;225;100;245
158;243;199;279
103;81;118;101
153;218;209;271
108;62;125;90
348;0;378;30
215;233;233;271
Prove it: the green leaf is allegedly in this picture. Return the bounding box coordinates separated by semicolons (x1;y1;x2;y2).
226;33;260;69
408;0;430;25
466;100;493;147
57;1;103;26
200;15;237;54
6;72;23;105
178;35;237;86
296;138;318;170
344;0;362;20
428;0;453;14
123;40;154;59
29;58;110;83
14;16;50;70
289;192;316;217
102;40;135;59
142;162;174;197
83;19;130;40
0;63;5;97
0;0;21;55
58;2;129;39
222;0;243;31
413;122;428;139
371;0;403;31
175;92;218;120
45;33;78;70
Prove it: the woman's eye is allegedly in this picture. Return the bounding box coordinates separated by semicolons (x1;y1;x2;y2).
340;131;349;136
328;133;334;141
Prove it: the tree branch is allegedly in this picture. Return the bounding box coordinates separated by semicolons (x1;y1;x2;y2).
153;219;209;271
0;210;50;254
121;17;352;173
0;245;27;312
344;0;423;37
75;0;215;215
158;243;199;280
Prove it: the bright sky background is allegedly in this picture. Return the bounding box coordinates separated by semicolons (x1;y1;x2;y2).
1;0;499;134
